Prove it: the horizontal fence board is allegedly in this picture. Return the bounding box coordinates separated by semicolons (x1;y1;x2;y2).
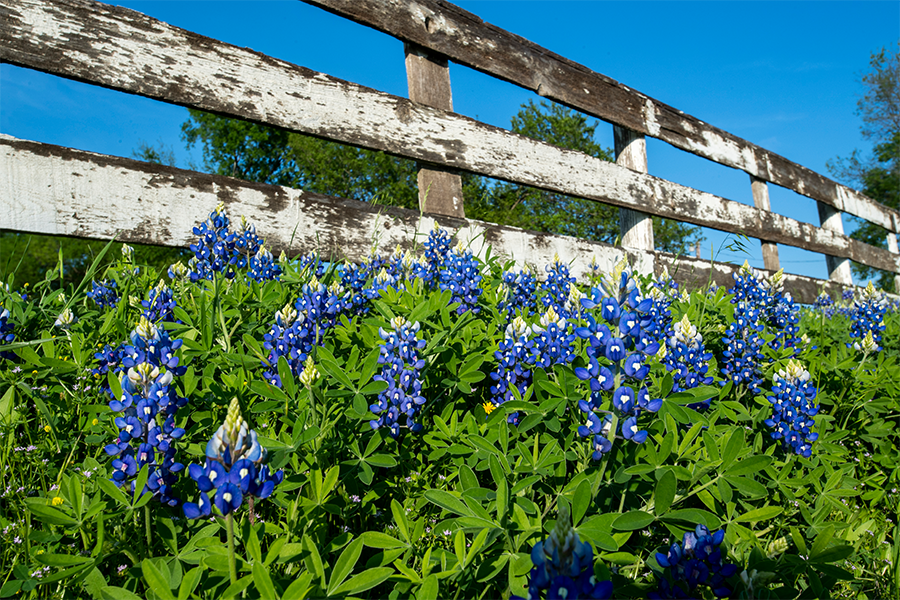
0;135;862;304
2;0;897;275
304;0;899;234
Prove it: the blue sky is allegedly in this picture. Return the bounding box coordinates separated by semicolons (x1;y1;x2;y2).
2;0;898;281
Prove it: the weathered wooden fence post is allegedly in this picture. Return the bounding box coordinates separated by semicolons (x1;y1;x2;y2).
613;126;654;250
816;202;853;285
750;175;780;271
404;43;465;218
887;231;900;293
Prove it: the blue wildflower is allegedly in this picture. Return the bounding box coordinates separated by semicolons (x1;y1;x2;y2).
369;317;428;438
87;279;119;309
651;524;738;599
248;246;281;282
488;317;535;425
512;504;613;600
764;360;819;457
183;398;282;519
848;282;887;353
661;314;714;408
498;267;539;321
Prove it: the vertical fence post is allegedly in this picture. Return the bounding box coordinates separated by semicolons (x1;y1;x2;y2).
886;231;900;293
816;202;853;285
749;175;780;271
613;126;654;250
404;43;465;218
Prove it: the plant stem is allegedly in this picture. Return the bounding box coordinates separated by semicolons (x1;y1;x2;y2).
227;513;237;585
144;505;152;557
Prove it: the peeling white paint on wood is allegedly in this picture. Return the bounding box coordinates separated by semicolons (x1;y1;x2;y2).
4;0;894;273
303;0;899;233
3;135;878;303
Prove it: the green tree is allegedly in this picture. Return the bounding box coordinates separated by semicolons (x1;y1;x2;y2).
180;102;701;255
828;44;900;291
466;100;702;254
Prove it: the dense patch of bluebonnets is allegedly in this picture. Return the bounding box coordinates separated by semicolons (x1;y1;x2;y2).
0;202;896;599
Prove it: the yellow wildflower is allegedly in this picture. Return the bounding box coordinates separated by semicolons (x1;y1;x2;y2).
92;418;99;426
482;401;496;415
51;497;64;506
44;425;51;433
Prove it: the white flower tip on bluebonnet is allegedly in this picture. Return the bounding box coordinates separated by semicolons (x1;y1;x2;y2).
128;295;141;308
275;302;298;327
776;359;810;384
135;316;160;342
168;261;189;280
853;331;880;353
53;307;76;328
375;268;391;285
299;356;320;387
505;316;532;341
860;281;888;308
256;246;273;262
766;537;789;558
766;268;785;294
454;240;467;255
55;292;67;305
497;282;510;302
539;306;563;329
121;244;134;262
390;315;409;331
214;202;226;217
672;314;700;348
566;286;585;311
279;250;288;264
128;362;160;388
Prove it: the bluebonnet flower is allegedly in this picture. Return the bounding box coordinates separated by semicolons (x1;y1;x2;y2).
720;302;766;394
422;223;453;287
848;282;887;352
183;398;283;519
369;317;428;437
438;242;483;314
541;255;576;316
262;277;351;387
574;258;661;456
296;252;328;279
103;317;187;506
651;524;738;599
248;246;281;283
167;261;190;281
529;307;577;369
643;268;677;347
87;279;119;309
512;504;613;600
93;343;124;397
498;267;539;321
813;292;835;318
660;314;714;408
188;205;263;281
339;259;377;315
764;360;819;458
141;280;177;324
0;306;15;361
488;317;535;425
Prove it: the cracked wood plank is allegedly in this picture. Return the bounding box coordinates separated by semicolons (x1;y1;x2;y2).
1;135;866;304
304;0;899;234
1;0;898;274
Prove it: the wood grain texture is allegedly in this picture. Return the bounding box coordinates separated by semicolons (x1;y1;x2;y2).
886;232;900;293
614;125;654;251
817;201;853;285
304;0;899;234
750;175;780;271
1;134;868;304
405;42;465;217
1;0;897;274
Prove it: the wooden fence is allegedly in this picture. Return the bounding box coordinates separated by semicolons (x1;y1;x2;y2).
2;0;899;303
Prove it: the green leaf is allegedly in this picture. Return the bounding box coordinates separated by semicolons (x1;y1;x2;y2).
251;562;278;600
424;490;474;517
735;506;782;523
26;501;78;527
35;554;93;567
572;480;591;525
720;428;743;470
331;567;394;596
99;586;144;600
418;574;439;600
142;559;176;600
281;574;313;600
391;500;411;544
132;465;150;507
278;355;297;398
724;476;767;498
654;470;677;515
177;567;202;600
327;538;363;596
725;455;773;477
612;511;655;531
359;531;407;549
661;508;721;529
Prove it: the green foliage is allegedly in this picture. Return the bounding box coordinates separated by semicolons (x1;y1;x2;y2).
1;236;898;600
